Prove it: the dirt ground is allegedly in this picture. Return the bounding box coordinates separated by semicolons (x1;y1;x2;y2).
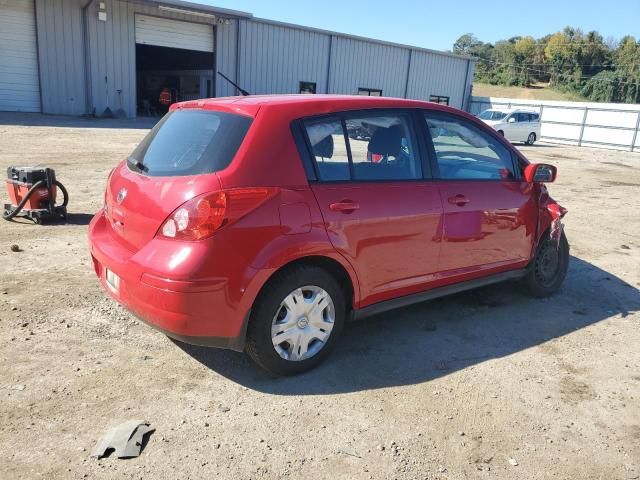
0;112;638;480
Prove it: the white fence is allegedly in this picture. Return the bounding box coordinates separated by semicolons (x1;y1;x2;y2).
469;96;640;152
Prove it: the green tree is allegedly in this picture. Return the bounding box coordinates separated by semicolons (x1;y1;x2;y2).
514;36;536;85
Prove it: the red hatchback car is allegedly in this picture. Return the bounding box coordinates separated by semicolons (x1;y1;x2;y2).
88;95;569;375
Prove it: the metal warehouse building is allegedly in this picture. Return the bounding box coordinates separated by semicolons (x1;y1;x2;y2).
0;0;474;118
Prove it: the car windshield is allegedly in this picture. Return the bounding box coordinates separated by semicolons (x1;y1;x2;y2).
128;109;252;177
478;110;508;121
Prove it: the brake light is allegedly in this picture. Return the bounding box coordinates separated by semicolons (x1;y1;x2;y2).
158;188;278;240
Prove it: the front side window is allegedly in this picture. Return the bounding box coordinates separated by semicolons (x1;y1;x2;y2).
303;111;422;181
424;112;516;180
478;110;507;121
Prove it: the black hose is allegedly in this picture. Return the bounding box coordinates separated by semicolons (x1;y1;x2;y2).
55;180;69;208
3;179;69;221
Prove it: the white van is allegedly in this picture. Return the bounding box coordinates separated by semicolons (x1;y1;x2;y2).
477;109;541;145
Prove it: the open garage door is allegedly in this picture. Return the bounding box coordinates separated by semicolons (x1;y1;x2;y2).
134;15;215;117
0;0;41;112
135;15;214;53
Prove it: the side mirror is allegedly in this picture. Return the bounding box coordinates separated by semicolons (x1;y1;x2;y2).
508;117;516;123
524;163;557;183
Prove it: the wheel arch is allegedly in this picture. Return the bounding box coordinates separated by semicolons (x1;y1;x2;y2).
257;255;358;312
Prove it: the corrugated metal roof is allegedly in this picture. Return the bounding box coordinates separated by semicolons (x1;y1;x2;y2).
141;0;253;19
142;1;474;62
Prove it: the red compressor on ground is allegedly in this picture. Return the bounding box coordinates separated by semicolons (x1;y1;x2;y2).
3;167;68;224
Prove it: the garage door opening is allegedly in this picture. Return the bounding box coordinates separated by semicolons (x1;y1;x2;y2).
134;14;215;117
135;43;214;116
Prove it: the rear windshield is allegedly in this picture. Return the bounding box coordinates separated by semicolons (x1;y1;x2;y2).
128;109;252;176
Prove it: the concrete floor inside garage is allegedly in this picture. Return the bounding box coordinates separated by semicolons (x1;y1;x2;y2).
0;112;638;479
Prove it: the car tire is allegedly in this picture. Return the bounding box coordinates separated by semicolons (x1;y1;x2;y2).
498;130;504;136
524;232;569;298
526;132;536;145
245;265;346;376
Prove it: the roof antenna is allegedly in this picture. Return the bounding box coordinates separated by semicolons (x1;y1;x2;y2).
217;72;251;96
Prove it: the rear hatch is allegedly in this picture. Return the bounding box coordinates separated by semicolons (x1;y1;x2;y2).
105;108;253;250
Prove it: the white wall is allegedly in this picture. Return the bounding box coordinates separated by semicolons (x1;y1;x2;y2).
470;96;640;152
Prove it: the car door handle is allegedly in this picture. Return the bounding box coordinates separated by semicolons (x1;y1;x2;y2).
448;195;470;207
329;200;360;213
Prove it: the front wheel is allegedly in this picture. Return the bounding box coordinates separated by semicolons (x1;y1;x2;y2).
524;232;569;297
245;265;345;375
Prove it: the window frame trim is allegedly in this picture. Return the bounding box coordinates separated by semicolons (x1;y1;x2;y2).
420;110;523;182
296;108;432;184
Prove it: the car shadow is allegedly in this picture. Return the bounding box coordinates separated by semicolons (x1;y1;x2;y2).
176;256;639;395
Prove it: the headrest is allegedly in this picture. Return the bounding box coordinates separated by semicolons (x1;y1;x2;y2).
368;125;402;157
313;134;334;158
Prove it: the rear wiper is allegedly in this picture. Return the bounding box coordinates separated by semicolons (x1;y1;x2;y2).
129;158;148;172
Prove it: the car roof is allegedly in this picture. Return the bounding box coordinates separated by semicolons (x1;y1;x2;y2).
173;94;464;118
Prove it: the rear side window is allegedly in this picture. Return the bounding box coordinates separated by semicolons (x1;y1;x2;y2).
128;109;252;177
303;111;422;181
304;118;350;181
424;112;516;180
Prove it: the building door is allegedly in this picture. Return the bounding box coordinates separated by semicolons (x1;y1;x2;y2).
135;15;214;116
135;15;214;53
0;0;41;112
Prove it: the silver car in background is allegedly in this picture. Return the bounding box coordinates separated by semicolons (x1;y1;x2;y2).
477;108;541;145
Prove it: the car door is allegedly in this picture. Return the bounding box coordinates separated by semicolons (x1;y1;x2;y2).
422;111;538;278
501;113;516;141
302;110;443;307
517;112;532;141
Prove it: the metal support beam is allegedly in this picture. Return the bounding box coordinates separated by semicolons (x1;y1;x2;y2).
325;35;333;94
403;49;412;99
578;107;589;146
631;111;640;152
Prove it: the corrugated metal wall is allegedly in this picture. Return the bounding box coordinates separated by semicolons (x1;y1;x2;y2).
328;36;410;98
215;18;237;97
30;1;474;117
406;50;471;108
34;0;86;115
83;0;231;117
238;20;331;95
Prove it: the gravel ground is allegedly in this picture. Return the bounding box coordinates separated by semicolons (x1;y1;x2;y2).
0;112;638;480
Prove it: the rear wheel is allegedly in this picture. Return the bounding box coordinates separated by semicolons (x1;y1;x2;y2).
524;232;569;297
497;130;504;136
245;265;345;375
526;132;536;145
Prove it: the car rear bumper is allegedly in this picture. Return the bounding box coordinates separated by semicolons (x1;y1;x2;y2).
88;211;260;351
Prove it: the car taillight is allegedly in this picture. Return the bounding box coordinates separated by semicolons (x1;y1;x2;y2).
158;188;278;241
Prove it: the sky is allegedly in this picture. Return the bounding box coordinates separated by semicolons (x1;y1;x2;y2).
197;0;640;52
